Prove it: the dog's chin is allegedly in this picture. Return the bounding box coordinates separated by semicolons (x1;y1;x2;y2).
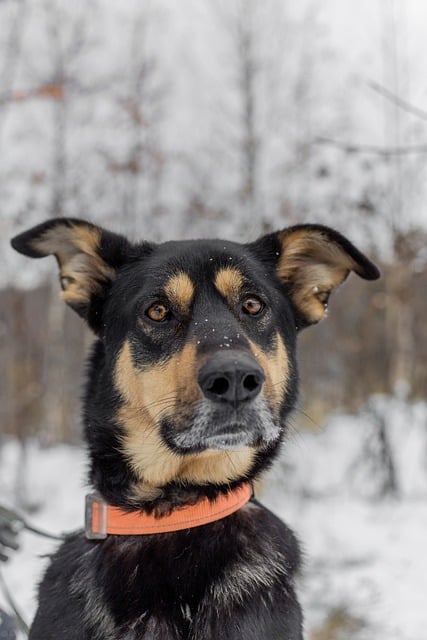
201;429;256;451
174;426;258;452
161;399;282;454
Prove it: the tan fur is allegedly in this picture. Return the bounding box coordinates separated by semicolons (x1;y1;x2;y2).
214;267;244;305
178;448;255;485
164;272;195;314
277;229;356;323
115;341;254;491
248;333;289;414
33;223;114;306
115;340;200;410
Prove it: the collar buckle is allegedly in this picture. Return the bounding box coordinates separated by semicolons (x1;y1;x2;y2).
85;493;108;540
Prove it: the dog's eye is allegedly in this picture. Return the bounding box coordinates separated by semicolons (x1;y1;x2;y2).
146;302;171;323
241;296;264;316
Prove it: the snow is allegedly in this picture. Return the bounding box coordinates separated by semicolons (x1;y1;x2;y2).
1;399;427;638
0;441;87;637
263;475;427;639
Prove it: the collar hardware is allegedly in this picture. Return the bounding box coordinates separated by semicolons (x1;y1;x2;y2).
85;493;108;540
85;483;253;540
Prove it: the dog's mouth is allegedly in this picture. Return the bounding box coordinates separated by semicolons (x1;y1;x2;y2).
202;427;258;450
178;423;259;451
161;398;282;454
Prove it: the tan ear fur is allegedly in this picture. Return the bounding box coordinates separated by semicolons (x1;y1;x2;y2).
276;226;378;326
32;222;115;308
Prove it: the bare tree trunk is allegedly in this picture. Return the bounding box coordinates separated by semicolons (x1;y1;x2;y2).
52;95;67;217
385;254;415;398
44;0;68;217
380;2;415;395
236;0;259;217
0;0;28;142
105;5;166;236
122;13;148;233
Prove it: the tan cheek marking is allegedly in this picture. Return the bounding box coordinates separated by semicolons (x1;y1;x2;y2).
118;402;183;487
214;267;244;304
164;272;195;314
115;340;255;489
248;333;289;411
115;340;199;420
115;340;194;486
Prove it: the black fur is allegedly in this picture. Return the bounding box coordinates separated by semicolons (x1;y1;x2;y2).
11;220;379;639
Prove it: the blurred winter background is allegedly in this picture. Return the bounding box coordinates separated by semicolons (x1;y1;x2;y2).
1;0;427;638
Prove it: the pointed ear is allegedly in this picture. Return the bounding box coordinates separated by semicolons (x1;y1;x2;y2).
11;218;146;331
250;224;380;329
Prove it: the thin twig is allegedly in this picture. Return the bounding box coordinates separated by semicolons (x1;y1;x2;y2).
314;136;427;156
368;80;427;123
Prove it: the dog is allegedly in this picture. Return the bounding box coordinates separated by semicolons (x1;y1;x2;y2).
11;219;379;639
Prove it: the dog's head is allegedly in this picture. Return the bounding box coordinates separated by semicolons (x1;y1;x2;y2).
12;219;379;504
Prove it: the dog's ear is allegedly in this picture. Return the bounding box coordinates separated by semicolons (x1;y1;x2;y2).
250;224;380;329
11;218;147;331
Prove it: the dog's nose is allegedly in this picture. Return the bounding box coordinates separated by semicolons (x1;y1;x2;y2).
198;352;265;407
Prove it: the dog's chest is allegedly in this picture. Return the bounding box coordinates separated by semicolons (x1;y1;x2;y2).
72;503;291;638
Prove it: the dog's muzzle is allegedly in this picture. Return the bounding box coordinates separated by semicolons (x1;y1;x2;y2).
163;352;280;452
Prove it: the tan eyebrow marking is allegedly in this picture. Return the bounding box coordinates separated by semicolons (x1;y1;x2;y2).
214;267;244;303
164;272;195;313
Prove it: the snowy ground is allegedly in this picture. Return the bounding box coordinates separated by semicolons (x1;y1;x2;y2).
1;402;426;639
265;486;427;639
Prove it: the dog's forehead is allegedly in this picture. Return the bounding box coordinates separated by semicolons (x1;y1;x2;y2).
137;238;261;296
154;238;250;270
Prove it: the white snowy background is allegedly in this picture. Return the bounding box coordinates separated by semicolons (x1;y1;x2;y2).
2;397;427;639
1;1;427;638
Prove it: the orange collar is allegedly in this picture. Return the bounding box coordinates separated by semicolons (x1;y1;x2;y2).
85;483;253;539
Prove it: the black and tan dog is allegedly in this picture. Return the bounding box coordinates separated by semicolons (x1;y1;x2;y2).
12;219;379;639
